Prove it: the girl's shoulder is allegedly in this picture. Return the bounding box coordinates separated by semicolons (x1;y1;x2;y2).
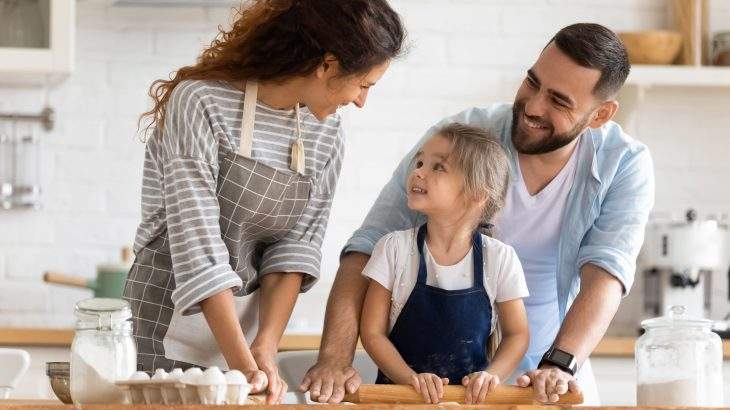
479;234;519;262
374;228;418;252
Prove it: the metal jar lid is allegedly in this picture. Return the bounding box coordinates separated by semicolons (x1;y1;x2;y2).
46;361;70;377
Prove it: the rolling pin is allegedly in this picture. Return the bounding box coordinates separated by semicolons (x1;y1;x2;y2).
343;384;583;405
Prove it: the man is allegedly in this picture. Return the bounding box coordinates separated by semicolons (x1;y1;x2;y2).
300;23;654;405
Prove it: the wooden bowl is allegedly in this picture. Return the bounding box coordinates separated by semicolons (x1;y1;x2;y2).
618;30;682;65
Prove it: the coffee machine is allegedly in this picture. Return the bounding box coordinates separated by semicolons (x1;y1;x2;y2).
640;209;728;321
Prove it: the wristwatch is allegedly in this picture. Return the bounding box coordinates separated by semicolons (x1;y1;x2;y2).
538;347;578;375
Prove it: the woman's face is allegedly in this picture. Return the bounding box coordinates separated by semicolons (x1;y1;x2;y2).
304;59;391;120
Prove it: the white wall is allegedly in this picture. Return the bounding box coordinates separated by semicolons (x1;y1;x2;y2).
1;0;729;334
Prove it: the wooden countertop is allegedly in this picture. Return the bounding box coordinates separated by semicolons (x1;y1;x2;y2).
1;402;729;410
1;328;728;359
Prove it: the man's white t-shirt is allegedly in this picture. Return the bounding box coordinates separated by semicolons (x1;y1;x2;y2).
362;228;529;333
493;137;581;368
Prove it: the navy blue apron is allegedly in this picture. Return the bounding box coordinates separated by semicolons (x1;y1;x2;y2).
375;224;493;384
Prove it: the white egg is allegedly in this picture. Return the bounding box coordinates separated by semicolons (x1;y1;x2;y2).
168;368;184;381
199;366;226;385
130;371;150;381
151;368;168;380
181;367;203;385
224;370;247;385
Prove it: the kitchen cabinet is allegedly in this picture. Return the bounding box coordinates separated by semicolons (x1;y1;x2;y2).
0;0;75;86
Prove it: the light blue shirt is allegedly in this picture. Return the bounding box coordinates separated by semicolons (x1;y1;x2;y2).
343;103;655;372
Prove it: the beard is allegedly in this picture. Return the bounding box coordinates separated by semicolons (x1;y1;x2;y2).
511;99;591;155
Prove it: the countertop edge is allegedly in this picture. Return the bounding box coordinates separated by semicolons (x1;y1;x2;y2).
1;329;728;359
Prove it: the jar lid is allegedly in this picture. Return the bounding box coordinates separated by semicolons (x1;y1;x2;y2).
641;305;713;330
74;298;131;321
46;361;70;377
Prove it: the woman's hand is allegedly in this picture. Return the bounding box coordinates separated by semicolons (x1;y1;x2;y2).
241;369;268;394
410;373;448;404
462;371;499;404
251;345;287;404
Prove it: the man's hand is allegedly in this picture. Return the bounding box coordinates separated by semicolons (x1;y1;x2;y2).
516;366;581;403
252;347;287;404
462;371;499;404
299;359;362;403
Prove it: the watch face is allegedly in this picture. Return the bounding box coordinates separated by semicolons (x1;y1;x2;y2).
551;349;572;364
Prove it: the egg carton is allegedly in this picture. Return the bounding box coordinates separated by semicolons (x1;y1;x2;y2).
115;367;252;405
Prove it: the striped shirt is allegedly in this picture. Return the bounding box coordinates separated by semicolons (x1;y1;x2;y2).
133;79;344;314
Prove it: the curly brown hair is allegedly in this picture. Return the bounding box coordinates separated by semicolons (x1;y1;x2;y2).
140;0;406;135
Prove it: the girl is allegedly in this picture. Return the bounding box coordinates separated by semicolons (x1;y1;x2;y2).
123;0;404;404
360;123;530;404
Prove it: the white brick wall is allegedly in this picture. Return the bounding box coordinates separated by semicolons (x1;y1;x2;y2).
1;0;729;334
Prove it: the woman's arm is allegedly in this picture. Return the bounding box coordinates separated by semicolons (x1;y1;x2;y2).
200;290;267;389
360;280;416;385
485;299;530;381
250;272;304;404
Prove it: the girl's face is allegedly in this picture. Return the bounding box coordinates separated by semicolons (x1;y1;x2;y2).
302;58;391;121
407;135;476;218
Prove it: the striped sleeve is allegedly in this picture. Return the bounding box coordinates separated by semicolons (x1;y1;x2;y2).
162;82;242;315
259;127;345;291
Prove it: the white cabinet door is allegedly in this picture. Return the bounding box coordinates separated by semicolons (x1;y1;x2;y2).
0;0;75;85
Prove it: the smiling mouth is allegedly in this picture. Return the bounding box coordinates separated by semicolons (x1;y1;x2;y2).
523;114;549;130
410;186;427;194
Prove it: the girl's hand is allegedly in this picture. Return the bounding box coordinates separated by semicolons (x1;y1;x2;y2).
462;371;500;404
410;373;449;404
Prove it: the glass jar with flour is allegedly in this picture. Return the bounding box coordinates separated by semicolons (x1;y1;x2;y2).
636;305;723;406
70;298;136;404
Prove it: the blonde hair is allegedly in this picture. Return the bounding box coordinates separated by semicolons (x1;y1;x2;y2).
435;123;510;233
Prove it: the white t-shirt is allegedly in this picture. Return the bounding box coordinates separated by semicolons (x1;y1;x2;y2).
493;136;581;367
362;228;529;333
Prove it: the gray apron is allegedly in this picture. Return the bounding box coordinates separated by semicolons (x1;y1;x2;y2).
123;81;312;372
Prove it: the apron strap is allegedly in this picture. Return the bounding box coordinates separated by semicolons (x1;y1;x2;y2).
472;230;485;288
416;224;486;287
416;224;429;285
238;80;258;157
239;80;306;175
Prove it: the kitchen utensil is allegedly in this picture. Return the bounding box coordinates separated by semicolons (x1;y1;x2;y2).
618;30;683;65
636;305;723;406
672;0;709;65
712;31;730;66
43;247;132;298
342;384;583;405
46;362;71;404
0;349;30;399
70;298;136;405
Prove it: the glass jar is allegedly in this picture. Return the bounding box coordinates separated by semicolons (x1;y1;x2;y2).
636;305;723;406
712;31;730;66
70;298;136;404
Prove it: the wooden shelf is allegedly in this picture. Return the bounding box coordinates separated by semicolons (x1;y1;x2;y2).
625;65;730;88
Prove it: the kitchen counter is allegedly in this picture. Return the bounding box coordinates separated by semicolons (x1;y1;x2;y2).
1;402;729;410
1;329;729;359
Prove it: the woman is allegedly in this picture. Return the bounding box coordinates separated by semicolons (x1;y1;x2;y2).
123;0;405;404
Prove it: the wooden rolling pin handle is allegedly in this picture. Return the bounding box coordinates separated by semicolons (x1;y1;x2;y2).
343;384;583;405
43;271;89;289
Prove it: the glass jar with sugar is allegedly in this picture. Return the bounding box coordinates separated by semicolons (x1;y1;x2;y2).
70;298;136;404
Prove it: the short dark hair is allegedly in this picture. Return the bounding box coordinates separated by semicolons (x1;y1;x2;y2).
549;23;630;99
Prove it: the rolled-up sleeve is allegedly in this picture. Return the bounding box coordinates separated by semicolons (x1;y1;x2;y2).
576;147;655;295
162;83;243;316
259;130;345;292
